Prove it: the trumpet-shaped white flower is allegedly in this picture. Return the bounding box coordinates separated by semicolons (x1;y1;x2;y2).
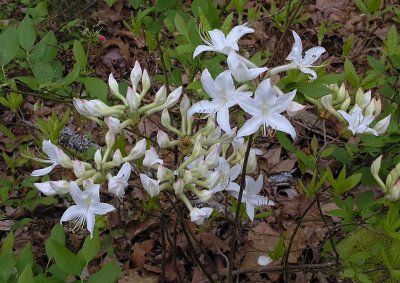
190;207;213;225
140;173;161;197
34;180;70;196
212;157;241;192
338;105;378;135
31;140;73;176
108;162;131;199
188;69;251;133
229;175;275;221
286;30;326;80
227;51;268;82
193;24;254;58
60;181;115;238
237;79;297;139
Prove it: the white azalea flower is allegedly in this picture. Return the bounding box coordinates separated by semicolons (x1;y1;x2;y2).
286;30;326;80
227;51;268;82
193;24;254;58
31;140;73;176
190;207;213;225
338;105;378;135
258;255;273;266
34;180;70;196
212;157;241;193
108;162;131;199
237;79;297;139
229;175;275;221
140;173;161;197
188;69;251;133
60;181;115;238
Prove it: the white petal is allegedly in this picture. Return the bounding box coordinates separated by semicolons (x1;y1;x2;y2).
69;181;87;205
60;206;85;222
237;116;263;137
117;162;132;181
246;202;255;221
193;45;216;58
85;212;95;237
299;67;318;80
42;140;59;161
286;30;303;62
34;182;57;196
217;106;232;133
91;203;115;215
237;96;261;116
287;101;305;117
31;164;56;176
268;114;297;139
302;46;326;66
188;100;216;116
226;25;254;47
258;255;273;266
200;69;218;99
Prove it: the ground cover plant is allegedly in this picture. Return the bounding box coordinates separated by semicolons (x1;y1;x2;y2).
0;0;400;282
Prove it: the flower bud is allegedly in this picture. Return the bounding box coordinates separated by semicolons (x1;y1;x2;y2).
173;179;185;194
190;207;213;225
154;86;167;106
195;189;214;202
373;97;382;117
105;116;121;135
340;97;351;111
34;180;70;196
73;160;85;178
157;130;170;148
203;170;221;189
162;87;182;109
94;149;102;169
143;147;163;168
161;109;171;127
105;131;115;148
205;145;220;169
140;173;161;197
370;155;386;192
180;94;190;117
374;114;391;135
108;73;120;97
112;149;123;166
364;100;375;116
124;139;146;162
126;87;139;112
142;69;150;93
183;170;193;184
202;116;216;135
157;164;172;181
130;61;142;91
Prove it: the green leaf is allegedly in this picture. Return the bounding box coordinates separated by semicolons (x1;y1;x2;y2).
104;0;117;7
344;59;360;88
26;1;48;19
174;14;188;37
78;231;100;265
16;244;33;275
64;63;81;85
367;0;382;13
17;265;33;283
46;239;85;276
1;231;14;253
16;76;39;90
18;16;36;51
37;31;58;61
32;61;54;83
276;131;295;152
221;13;234;35
156;0;177;11
87;261;121;283
73;40;87;69
191;0;208;17
82;77;108;102
367;56;385;72
386;25;399;55
0;27;19;66
291;81;332;98
0;248;14;282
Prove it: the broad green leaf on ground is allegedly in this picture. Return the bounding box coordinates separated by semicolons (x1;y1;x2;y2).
18;16;36;51
0;27;19;66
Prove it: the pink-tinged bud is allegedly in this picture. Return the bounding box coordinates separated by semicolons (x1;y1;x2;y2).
34;180;70;196
98;34;106;43
154;86;167;106
180;94;190;117
157;130;170;148
163;87;182;109
205;145;220;169
73;98;113;117
94;149;102;169
73;160;85;177
105;116;121;135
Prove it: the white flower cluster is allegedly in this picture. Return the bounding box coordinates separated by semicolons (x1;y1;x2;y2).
30;23;388;237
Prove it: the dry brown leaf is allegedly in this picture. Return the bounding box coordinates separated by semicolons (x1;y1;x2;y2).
131;239;153;269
